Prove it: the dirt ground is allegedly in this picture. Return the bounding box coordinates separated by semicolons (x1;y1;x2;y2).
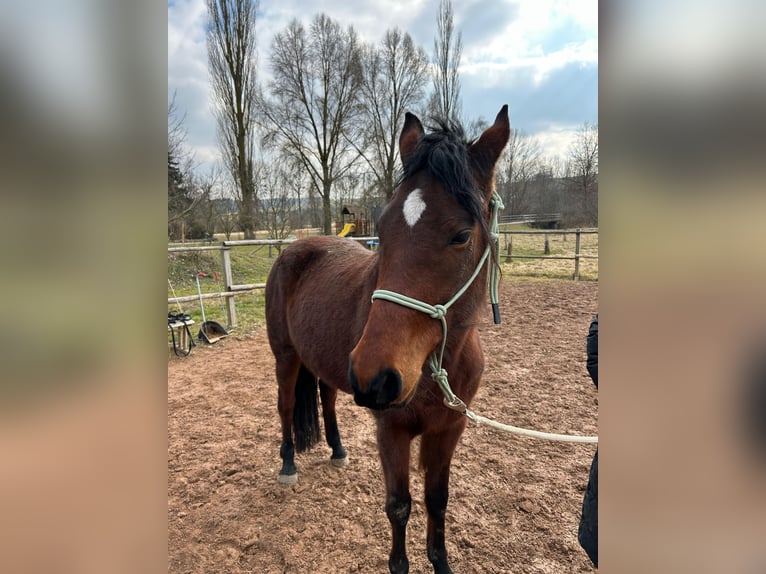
168;279;598;573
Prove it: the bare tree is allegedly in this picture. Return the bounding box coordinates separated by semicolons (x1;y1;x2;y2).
215;185;240;240
565;122;598;225
190;167;222;239
517;160;556;218
497;129;543;215
358;28;429;200
465;116;489;140
428;0;463;122
206;0;259;238
168;96;207;240
258;14;364;235
257;160;294;241
168;92;190;166
287;164;308;232
168;159;196;240
168;155;194;240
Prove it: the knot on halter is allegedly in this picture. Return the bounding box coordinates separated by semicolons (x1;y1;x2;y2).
489;192;505;211
430;364;466;412
429;304;447;320
490;196;503;241
431;366;448;385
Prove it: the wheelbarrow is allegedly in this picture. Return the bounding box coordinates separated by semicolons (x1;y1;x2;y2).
195;272;229;344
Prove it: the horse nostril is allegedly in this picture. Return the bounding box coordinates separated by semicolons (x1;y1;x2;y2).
368;368;402;407
349;365;402;409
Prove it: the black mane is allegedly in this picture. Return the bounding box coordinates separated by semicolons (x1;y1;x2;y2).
399;119;485;227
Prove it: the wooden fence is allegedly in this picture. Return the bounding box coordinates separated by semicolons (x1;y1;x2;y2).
168;231;597;327
167;237;377;328
498;213;561;225
498;228;598;281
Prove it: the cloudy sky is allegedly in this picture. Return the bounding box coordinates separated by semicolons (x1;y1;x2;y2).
168;0;597;172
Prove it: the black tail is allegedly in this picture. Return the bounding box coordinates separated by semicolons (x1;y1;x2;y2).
293;365;321;453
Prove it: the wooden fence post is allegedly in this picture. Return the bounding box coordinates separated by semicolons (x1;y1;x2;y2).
574;229;581;281
544;233;550;255
221;247;237;327
506;237;513;262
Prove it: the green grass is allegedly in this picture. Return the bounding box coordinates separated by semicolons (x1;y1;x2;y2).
497;227;599;281
168;245;279;338
168;229;597;338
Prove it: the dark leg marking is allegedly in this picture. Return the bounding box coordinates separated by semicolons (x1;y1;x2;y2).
319;381;348;466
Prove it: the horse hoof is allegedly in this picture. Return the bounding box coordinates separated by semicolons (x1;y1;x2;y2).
330;456;349;468
278;473;298;485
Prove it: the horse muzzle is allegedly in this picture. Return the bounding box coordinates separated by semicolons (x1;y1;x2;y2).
348;364;403;410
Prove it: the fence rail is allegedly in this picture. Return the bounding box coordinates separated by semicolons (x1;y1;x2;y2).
498;213;561;225
498;228;597;280
168;229;597;327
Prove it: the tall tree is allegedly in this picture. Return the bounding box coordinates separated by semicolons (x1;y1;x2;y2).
168;95;200;240
167;151;191;240
167;92;190;169
565;122;599;225
214;179;240;240
206;0;259;238
428;0;463;122
526;162;563;219
257;160;294;242
358;28;429;200
187;167;221;239
258;14;363;235
497;129;543;216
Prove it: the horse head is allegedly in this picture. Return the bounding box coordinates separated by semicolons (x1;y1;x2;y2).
349;106;510;409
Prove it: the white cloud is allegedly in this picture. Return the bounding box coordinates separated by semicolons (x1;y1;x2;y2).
168;0;208;94
460;0;597;86
168;0;217;169
192;145;222;168
168;0;597;172
534;124;581;161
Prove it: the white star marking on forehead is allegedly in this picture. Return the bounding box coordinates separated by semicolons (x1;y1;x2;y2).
403;188;426;228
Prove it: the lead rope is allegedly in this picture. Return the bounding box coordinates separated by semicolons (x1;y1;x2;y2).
371;193;598;444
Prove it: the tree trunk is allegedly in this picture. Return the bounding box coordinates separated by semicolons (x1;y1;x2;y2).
322;190;332;236
240;185;255;239
238;139;255;239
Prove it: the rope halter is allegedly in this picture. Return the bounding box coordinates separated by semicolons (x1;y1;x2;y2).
368;192;599;444
370;192;504;414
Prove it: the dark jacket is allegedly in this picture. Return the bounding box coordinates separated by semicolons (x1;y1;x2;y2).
586;314;598;388
578;314;598;567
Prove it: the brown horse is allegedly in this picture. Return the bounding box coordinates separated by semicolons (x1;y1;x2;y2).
265;106;510;574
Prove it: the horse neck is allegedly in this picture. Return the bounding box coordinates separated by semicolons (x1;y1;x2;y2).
363;251;381;298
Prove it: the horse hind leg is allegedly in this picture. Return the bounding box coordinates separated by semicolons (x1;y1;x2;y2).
276;359;321;485
319;381;348;467
276;355;300;484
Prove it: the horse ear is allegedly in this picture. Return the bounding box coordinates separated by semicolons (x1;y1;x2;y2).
470;105;511;195
399;112;424;164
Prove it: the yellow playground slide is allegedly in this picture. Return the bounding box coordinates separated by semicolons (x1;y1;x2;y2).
337;223;356;237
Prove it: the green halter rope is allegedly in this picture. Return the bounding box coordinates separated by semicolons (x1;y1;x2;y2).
488;193;504;323
369;192;599;443
370;192;504;412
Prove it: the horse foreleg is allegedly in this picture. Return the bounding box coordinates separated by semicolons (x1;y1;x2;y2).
276;357;300;484
319;381;348;467
421;424;465;574
378;424;412;574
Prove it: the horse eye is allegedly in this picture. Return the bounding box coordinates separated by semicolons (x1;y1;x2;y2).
449;230;472;245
